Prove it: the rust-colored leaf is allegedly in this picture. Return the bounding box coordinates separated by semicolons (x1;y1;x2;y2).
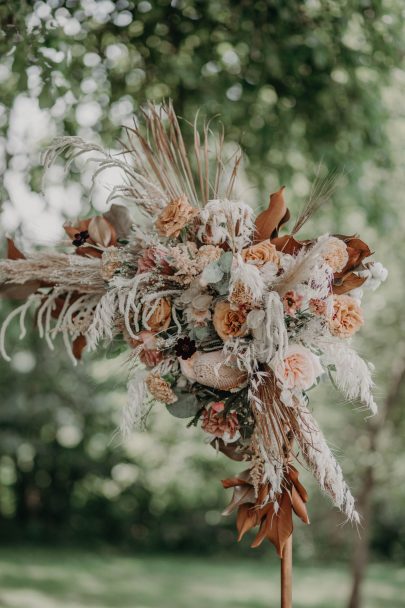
333;273;367;295
103;204;132;239
271;234;307;255
288;466;308;503
291;486;310;524
251;508;274;548
222;470;251;489
272;492;294;558
222;485;256;516
0;282;40;300
212;438;247;462
236;504;259;541
72;334;87;360
334;237;371;278
254;186;289;242
7;238;25;260
88;216;117;248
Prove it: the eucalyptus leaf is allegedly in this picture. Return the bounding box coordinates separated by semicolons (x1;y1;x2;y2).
219;251;234;273
167;394;201;418
200;261;223;284
106;340;128;359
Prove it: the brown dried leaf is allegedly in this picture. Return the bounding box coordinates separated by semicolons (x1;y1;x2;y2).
222;485;256;516
271;234;307;255
291;486;310;524
72;334;87;360
333;273;367;295
288;466;308;503
88;216;117;248
103;204;132;239
254;186;289;242
7;238;25;260
334;237;371;278
237;504;259;541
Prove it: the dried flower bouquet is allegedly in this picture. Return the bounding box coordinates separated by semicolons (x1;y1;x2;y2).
0;103;387;558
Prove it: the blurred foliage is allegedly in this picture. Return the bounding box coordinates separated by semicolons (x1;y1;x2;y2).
0;0;404;220
0;0;405;563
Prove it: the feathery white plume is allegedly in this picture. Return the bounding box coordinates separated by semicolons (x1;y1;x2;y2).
320;340;377;415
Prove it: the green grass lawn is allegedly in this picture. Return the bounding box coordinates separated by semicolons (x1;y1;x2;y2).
0;547;403;608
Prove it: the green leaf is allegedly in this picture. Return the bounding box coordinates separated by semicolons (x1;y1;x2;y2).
106;340;128;359
218;251;233;273
166;394;200;418
200;261;223;284
162;373;176;386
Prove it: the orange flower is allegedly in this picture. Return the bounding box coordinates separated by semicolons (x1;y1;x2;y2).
329;295;363;338
213;301;247;341
145;298;172;332
155;194;198;238
242;240;280;267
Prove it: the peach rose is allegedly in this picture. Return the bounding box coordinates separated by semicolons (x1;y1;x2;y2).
213;301;247;341
329;294;363;338
242;240;280;267
155;194;198;238
145;298;172;332
322;237;349;273
274;344;323;390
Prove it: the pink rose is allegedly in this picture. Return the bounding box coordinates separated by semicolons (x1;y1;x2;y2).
274;344;323;390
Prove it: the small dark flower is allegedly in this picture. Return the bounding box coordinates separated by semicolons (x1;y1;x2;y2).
72;230;89;247
175;336;197;360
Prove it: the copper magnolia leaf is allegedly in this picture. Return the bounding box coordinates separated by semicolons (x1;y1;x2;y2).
271;234;307;255
288;466;308;503
0;281;40;300
251;507;274;548
254;186;289;242
72;334;87;360
103;204;133;239
333;273;367;295
222;469;251;489
237;504;259;541
213;438;247;462
334;237;371;278
291;486;310;524
7;238;25;260
222;485;256;516
271;492;294;558
88;216;117;248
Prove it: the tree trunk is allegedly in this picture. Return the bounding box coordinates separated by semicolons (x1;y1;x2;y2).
347;356;405;608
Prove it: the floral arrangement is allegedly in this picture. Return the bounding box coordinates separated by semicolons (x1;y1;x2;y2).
0;104;387;558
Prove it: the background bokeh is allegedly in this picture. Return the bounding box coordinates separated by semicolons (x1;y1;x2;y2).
0;2;404;607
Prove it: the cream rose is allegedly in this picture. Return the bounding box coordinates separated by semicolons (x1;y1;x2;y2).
274;344;323;390
213;301;247;341
155;194;198;238
242;240;280;267
329;294;363;338
145;298;171;332
322;237;349;273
